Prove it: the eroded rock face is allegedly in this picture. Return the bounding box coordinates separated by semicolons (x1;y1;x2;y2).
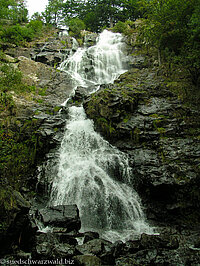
84;64;200;227
31;35;74;67
18;56;73;106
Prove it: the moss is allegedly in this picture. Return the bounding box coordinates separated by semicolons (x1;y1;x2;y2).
38;87;47;96
0;119;43;189
0;187;17;232
36;98;44;104
130;127;141;143
96;117;116;138
53;106;61;113
150;113;160;118
0;116;44;231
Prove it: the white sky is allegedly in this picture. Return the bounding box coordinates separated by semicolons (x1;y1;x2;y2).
26;0;48;18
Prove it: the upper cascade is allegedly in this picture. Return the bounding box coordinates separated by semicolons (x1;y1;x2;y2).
59;30;127;87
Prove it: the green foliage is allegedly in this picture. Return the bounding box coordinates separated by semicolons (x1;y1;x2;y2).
68;18;86;38
1;24;34;45
137;0;200;88
0;63;25;92
27;20;43;34
0;63;38;113
42;0;65;26
112;20;135;36
138;0;195;52
0;0;28;24
31;12;44;22
0;1;45;46
113;21;127;33
0;20;46;46
0;92;14;113
41;0;141;33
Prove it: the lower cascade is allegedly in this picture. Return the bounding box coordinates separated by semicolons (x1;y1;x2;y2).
45;30;153;242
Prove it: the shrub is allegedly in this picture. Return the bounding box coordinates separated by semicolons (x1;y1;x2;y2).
68;18;86;38
2;24;34;45
113;21;127;34
112;20;135;36
0;63;23;92
27;20;43;34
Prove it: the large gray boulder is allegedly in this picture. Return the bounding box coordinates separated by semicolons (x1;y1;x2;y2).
38;205;81;232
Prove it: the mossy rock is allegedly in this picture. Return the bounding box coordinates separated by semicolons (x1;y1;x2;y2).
84;84;146;140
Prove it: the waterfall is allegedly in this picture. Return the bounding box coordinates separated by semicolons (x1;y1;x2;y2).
48;30;152;242
59;30;127;87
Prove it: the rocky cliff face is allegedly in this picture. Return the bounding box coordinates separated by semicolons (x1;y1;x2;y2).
0;32;74;256
84;56;200;228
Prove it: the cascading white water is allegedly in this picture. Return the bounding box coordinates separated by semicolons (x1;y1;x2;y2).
49;30;153;242
59;30;127;87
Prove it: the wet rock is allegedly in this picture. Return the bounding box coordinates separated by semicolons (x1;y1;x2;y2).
128;54;147;69
140;232;179;250
74;255;102;266
31;36;74;66
84;64;200;227
0;190;34;255
76;239;104;255
84;33;98;47
35;51;63;66
72;86;90;103
33;232;76;259
76;239;112;256
83;231;100;244
38;205;81;232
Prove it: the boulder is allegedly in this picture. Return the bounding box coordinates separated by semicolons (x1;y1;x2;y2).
0;190;34;255
74;255;101;266
140;232;179;250
83;231;100;244
84;33;98;47
33;232;76;259
32;36;74;66
76;239;112;256
38;205;81;232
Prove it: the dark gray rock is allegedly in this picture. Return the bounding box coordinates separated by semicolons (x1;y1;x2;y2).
84;33;98;47
76;238;112;256
84;64;200;227
31;36;74;66
35;51;64;66
38;205;81;232
83;231;100;244
140;232;179;250
33;232;76;259
74;254;101;266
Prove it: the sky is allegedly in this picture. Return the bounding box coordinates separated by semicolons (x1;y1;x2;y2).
26;0;48;18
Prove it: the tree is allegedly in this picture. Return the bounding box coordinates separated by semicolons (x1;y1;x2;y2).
138;0;196;63
121;0;141;21
0;0;28;23
31;12;44;22
181;0;200;87
78;0;125;31
42;0;64;26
